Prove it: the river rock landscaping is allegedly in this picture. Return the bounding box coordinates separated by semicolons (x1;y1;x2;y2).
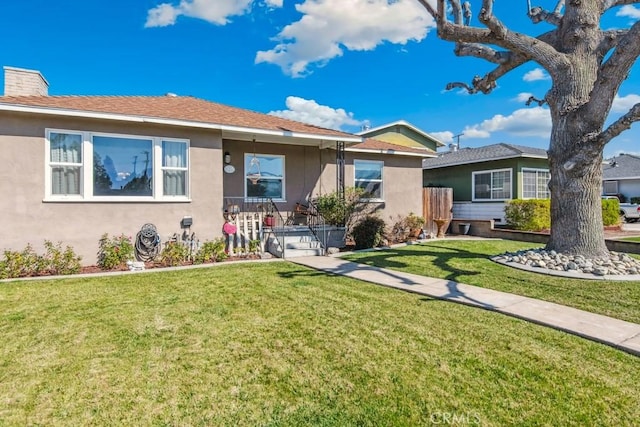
493;249;640;277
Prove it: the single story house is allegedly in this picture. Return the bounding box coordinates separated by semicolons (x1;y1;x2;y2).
422;143;549;223
0;66;429;262
603;154;640;202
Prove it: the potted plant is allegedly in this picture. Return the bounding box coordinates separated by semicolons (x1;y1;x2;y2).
404;212;425;238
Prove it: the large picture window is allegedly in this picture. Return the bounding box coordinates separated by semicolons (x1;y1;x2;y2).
522;168;550;199
472;169;512;201
45;129;189;201
354;160;383;200
244;154;285;200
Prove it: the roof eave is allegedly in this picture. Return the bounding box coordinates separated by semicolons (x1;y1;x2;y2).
0;102;362;145
422;153;548;170
345;147;437;158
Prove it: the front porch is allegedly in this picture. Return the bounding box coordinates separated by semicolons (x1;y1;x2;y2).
222;197;341;258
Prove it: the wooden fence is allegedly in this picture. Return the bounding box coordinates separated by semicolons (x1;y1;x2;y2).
422;187;453;235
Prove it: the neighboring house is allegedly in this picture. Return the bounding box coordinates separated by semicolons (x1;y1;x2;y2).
422;143;549;223
603;154;640;201
0;66;428;262
357;120;445;153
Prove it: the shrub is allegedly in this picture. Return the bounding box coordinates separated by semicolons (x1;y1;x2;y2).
352;216;386;250
42;240;82;275
0;244;44;279
0;241;82;279
194;239;228;264
505;199;551;231
315;187;367;225
97;234;134;270
160;241;190;267
387;213;426;243
631;197;640;205
602;198;620;226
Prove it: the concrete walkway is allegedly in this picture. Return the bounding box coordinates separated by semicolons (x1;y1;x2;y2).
291;256;640;357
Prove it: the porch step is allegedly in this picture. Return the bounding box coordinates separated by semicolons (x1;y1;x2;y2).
265;226;325;258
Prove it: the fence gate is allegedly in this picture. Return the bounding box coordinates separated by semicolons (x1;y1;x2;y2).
422;187;453;235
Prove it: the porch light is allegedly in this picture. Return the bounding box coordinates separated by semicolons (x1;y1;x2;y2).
224;151;231;164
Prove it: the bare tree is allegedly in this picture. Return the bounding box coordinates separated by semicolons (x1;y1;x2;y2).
417;0;640;257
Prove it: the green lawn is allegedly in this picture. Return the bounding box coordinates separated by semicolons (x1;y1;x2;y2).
1;262;639;425
620;236;640;243
343;240;640;324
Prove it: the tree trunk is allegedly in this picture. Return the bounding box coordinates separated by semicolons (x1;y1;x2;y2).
546;115;609;258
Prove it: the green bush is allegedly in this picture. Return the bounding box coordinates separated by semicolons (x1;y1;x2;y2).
631;197;640;204
160;242;190;267
42;240;82;275
505;199;551;231
602;198;620;226
194;239;227;264
0;241;82;279
315;187;367;226
352;216;386;250
97;234;134;270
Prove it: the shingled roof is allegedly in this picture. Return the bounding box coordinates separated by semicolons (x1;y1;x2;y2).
0;95;357;140
422;143;548;169
603;154;640;180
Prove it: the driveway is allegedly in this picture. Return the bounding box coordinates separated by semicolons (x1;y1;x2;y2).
622;222;640;233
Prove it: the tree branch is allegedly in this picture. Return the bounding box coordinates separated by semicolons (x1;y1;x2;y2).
454;43;511;64
528;1;564;25
604;0;640;11
591;20;640;113
595;103;640;148
526;96;546;106
598;29;629;57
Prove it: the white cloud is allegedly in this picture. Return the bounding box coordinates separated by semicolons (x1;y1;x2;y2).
611;93;640;113
616;5;640;20
463;106;552;139
145;0;265;28
255;0;435;77
430;131;454;144
523;68;550;82
514;92;534;103
268;96;362;130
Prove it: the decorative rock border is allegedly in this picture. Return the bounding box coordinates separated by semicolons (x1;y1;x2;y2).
492;249;640;281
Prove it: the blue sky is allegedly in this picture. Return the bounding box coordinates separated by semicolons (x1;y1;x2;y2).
2;0;639;158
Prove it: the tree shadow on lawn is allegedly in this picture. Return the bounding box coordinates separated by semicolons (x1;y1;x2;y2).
281;250;499;311
345;244;486;283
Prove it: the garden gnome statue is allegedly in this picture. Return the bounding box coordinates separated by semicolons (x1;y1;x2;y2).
462;1;472;26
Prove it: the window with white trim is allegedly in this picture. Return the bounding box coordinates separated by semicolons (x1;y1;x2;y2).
472;169;512;201
354;160;384;200
603;181;618;195
45;129;189;201
244;153;285;200
522;168;550;199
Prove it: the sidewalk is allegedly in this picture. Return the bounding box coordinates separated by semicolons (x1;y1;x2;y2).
291;256;640;357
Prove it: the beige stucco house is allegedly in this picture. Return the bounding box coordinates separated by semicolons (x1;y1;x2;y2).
0;66;429;262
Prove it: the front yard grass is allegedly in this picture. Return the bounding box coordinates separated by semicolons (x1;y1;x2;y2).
620;236;640;242
343;239;640;324
1;262;639;425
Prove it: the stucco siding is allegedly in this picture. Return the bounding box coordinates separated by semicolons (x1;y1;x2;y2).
0;112;224;264
345;152;423;221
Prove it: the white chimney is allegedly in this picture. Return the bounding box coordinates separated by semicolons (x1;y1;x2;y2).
4;66;49;96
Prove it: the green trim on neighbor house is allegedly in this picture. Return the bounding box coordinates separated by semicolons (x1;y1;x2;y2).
423;158;549;202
